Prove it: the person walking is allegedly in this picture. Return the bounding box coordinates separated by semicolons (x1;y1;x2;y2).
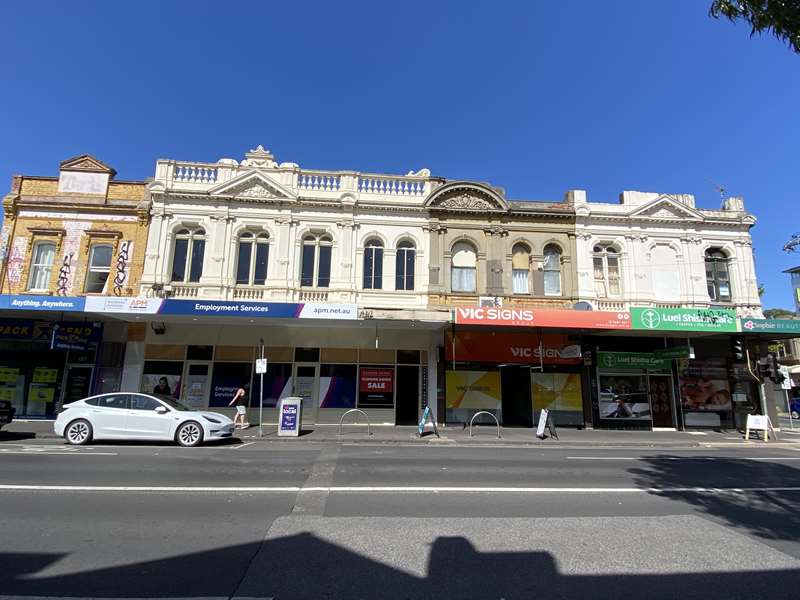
228;385;250;429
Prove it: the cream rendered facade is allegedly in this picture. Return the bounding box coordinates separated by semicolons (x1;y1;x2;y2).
572;190;762;316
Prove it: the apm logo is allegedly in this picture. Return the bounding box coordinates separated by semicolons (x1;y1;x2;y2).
640;309;661;329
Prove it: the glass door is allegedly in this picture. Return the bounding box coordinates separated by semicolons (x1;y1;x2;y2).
182;362;212;410
293;363;319;424
648;375;675;429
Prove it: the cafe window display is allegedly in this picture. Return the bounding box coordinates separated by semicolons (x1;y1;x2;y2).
598;374;651;420
678;358;733;428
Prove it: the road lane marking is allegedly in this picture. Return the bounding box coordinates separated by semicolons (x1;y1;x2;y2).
0;451;118;456
566;456;800;461
1;484;799;494
232;442;255;449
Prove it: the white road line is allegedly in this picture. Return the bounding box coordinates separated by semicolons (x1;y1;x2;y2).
0;484;799;494
0;451;118;456
232;442;255;449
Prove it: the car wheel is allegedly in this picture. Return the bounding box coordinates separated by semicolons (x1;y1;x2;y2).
792;411;799;420
65;419;93;445
176;421;203;447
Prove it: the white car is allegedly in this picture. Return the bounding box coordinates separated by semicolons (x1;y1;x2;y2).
54;393;235;446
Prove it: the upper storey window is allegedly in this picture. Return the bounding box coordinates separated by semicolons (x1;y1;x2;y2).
705;249;732;302
451;241;477;293
543;245;562;296
28;241;56;292
593;244;621;298
512;243;530;294
171;228;205;283
396;241;415;291
236;232;270;285
85;244;113;293
363;239;384;290
301;234;332;288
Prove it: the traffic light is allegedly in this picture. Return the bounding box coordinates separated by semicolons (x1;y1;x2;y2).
731;337;745;362
757;359;771;380
765;352;782;383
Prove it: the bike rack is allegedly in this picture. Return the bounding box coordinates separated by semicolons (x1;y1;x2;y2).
338;408;373;436
469;411;501;439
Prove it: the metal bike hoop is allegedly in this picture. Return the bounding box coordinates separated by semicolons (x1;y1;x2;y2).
338;408;373;436
469;411;501;439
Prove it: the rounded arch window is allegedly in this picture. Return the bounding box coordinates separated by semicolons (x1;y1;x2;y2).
451;241;477;293
543;244;562;296
705;248;732;302
236;231;270;285
301;233;333;288
171;227;206;283
363;238;384;290
511;243;531;294
396;240;416;291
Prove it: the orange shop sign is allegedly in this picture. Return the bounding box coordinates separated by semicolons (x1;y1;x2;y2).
454;307;631;329
445;331;582;365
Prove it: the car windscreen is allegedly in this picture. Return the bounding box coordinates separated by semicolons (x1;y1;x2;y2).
155;396;192;412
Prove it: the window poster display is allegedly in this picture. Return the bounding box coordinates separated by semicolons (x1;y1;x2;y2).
358;367;394;408
532;373;583;425
209;362;252;407
678;358;733;428
252;363;292;408
26;383;54;416
320;364;357;409
598;374;651;420
445;370;501;422
0;367;19;403
141;361;182;401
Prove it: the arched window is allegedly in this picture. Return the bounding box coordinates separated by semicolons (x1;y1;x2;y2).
396;240;415;291
85;244;113;293
236;232;270;285
451;241;477;293
705;249;731;302
171;228;205;283
300;234;332;288
28;241;56;291
593;244;620;298
511;243;530;294
543;245;562;296
363;239;384;290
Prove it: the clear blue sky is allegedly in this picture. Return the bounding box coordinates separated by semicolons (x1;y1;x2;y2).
2;1;797;309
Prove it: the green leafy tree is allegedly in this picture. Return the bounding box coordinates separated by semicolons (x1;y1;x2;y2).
710;0;800;53
764;307;797;318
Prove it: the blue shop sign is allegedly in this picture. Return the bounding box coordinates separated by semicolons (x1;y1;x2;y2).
50;322;103;351
159;300;303;318
1;295;86;312
0;318;36;340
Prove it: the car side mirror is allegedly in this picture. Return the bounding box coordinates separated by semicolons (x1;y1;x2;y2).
155;406;169;414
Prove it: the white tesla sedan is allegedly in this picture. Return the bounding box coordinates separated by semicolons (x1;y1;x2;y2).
54;393;235;446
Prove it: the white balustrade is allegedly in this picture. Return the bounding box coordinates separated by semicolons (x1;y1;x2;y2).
172;164;218;184
299;290;329;302
233;288;264;300
298;172;341;192
358;176;425;197
170;285;198;298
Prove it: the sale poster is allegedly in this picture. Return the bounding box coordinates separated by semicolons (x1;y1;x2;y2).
358;367;394;408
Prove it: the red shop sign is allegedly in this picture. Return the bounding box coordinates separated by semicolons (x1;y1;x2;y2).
359;368;394;393
454;307;631;330
445;331;582;365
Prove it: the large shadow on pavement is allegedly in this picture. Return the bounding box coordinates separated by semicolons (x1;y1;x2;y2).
2;533;799;599
630;456;800;545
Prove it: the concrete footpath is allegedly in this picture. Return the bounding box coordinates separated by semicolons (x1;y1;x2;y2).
5;419;800;447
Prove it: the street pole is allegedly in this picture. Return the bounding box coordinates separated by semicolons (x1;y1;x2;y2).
786;389;795;430
259;337;264;438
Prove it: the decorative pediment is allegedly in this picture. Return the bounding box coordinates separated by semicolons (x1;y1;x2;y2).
207;171;295;201
425;181;508;213
629;195;704;221
59;154;116;176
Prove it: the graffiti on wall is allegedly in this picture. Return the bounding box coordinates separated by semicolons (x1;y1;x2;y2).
59;221;91;295
56;253;73;296
6;237;28;285
113;240;133;295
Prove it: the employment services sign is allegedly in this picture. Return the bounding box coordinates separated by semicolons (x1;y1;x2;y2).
630;307;737;332
158;300;358;319
741;318;800;334
454;307;631;329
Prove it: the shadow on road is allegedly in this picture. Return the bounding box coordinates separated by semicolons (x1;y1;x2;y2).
630;456;800;544
2;534;799;599
0;431;36;442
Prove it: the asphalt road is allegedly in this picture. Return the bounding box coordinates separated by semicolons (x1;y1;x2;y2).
1;437;800;599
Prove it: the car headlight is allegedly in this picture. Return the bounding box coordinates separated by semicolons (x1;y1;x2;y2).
203;416;221;424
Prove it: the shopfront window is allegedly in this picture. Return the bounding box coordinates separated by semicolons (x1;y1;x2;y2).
678;358;734;429
28;241;56;291
358;365;394;408
252;363;292;408
598;374;650;421
532;372;582;426
85;244;113;293
209;362;252;407
142;361;183;400
320;364;357;408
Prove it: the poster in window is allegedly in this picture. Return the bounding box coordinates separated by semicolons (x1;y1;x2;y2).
598;374;651;420
142;374;182;400
445;371;501;410
210;362;252;407
358;367;394;407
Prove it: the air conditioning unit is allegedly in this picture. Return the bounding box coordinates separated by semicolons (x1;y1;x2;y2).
478;296;503;308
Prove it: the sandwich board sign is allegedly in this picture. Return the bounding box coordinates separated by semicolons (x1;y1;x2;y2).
278;397;302;437
417;405;439;438
536;408;558;440
745;413;776;442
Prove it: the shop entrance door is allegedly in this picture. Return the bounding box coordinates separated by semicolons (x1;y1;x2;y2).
182;362;212;410
63;365;94;406
395;365;420;425
649;375;675;429
501;366;533;427
293;363;318;424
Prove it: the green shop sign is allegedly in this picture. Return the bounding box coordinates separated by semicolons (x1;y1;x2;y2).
741;318;800;334
630;307;738;332
654;346;692;360
597;352;671;370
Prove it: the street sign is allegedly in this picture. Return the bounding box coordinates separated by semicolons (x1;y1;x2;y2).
780;366;792;390
255;358;267;374
745;414;776;442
